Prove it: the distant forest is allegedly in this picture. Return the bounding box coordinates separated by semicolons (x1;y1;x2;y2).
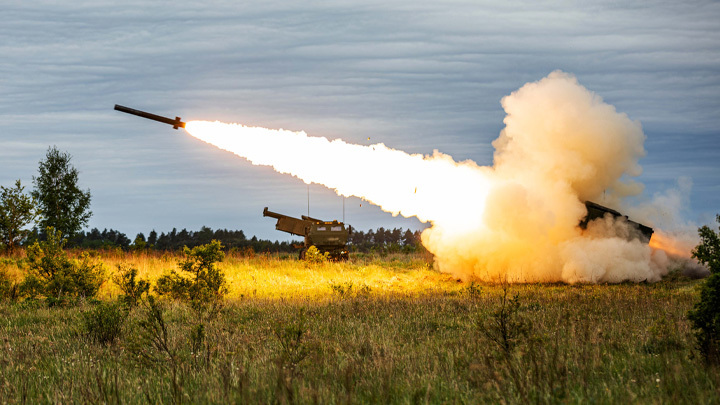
60;226;424;253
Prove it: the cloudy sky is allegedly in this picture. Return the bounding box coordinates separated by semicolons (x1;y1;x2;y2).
2;0;718;240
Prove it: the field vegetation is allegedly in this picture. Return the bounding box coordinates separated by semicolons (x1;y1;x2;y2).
1;246;719;404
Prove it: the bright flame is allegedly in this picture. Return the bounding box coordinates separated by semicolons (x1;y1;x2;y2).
649;230;694;259
184;121;493;231
183;71;698;283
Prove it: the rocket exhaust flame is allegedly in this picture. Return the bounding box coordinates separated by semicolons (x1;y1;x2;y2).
180;71;698;283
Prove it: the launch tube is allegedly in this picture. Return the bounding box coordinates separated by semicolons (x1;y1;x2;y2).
114;104;185;129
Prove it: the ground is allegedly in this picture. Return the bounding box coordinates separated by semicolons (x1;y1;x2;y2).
0;251;718;403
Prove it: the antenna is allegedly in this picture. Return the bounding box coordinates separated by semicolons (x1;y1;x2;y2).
343;196;345;223
307;184;310;217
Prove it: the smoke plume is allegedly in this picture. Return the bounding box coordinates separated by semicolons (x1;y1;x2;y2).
185;70;697;283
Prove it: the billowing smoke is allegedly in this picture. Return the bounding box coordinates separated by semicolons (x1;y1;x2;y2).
184;70;698;283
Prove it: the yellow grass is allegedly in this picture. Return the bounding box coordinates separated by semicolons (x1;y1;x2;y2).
72;250;451;300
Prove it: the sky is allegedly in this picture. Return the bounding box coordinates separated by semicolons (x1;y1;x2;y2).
1;0;719;241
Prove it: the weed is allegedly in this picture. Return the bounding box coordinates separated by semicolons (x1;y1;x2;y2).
155;240;227;309
21;227;104;303
112;264;149;307
481;283;530;355
688;273;720;364
130;295;178;366
0;268;19;301
688;214;720;364
273;308;313;403
81;300;127;344
464;281;483;301
330;281;354;298
189;322;206;367
304;245;329;263
644;313;683;354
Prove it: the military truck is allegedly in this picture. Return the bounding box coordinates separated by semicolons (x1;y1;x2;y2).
263;207;350;260
580;201;654;242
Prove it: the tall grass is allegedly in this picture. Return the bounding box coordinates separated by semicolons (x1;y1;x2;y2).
0;250;717;403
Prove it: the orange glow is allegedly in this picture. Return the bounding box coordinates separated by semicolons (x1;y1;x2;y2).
649;230;693;258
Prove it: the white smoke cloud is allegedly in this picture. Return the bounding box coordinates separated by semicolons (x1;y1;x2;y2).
424;71;671;283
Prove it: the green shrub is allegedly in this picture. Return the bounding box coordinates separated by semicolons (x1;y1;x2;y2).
273;308;313;402
82;301;127;345
112;264;150;307
481;284;530;355
304;246;328;263
21;227;104;304
155;240;226;306
129;296;179;369
689;214;720;364
693;214;720;274
688;273;720;363
0;268;19;301
329;281;354;298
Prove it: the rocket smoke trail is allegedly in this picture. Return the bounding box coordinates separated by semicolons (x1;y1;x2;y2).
184;71;697;283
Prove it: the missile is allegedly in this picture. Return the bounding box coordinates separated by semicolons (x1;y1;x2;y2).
114;104;185;129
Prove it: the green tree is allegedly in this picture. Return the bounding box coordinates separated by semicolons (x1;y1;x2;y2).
693;214;720;274
0;180;39;251
688;215;720;363
32;146;92;239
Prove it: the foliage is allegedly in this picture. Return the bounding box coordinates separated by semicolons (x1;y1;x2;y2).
688;273;720;364
692;214;720;274
481;284;530;355
72;227;132;250
0;180;39;251
21;227;104;303
112;264;150;307
464;281;483;301
132;233;147;251
273;308;313;402
304;245;329;263
129;295;178;367
155;240;227;306
82;301;127;345
0;258;719;403
688;214;720;364
0;268;20;301
31;146;92;239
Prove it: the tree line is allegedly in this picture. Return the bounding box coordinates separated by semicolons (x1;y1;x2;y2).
63;225;424;254
1;146;425;254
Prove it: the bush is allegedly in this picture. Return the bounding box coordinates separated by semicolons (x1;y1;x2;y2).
688;214;720;364
0;268;19;301
155;240;226;305
21;227;104;303
303;246;328;263
693;214;720;274
481;284;530;355
688;273;720;364
82;301;127;345
112;264;150;307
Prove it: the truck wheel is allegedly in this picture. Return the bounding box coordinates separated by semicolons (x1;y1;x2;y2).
298;249;306;260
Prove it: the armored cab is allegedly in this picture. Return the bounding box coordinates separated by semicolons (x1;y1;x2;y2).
580;201;654;242
263;207;350;260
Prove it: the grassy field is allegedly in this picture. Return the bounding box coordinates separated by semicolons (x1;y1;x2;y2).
0;250;718;404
